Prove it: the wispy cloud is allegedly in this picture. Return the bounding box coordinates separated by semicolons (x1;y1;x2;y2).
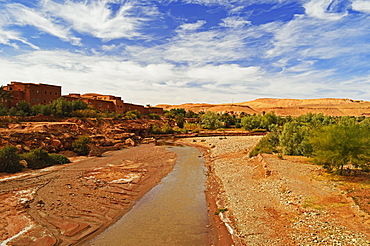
304;0;348;20
41;0;159;41
1;0;370;104
0;27;39;49
220;16;251;28
352;0;370;13
178;20;207;32
5;3;81;45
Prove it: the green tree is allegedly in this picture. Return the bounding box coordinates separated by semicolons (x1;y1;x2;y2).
175;114;185;128
0;103;8;116
201;111;222;130
185;110;198;118
0;145;22;173
16;100;32;116
31;104;52;116
279;122;312;156
72;136;90;156
0;86;12;102
71;99;88;111
241;114;262;130
309;123;370;174
50;97;72;117
220;113;236;128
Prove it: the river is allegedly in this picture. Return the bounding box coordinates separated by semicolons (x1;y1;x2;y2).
85;144;210;246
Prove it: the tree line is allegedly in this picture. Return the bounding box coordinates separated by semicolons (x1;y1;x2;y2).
247;113;370;174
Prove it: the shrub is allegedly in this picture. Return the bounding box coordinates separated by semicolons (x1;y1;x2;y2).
72;136;91;156
149;113;161;120
249;132;280;157
150;123;162;134
125;110;142;119
161;123;174;134
0;145;22;173
49;154;71;165
21;148;52;169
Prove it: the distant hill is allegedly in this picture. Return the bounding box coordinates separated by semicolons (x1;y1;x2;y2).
157;98;370;116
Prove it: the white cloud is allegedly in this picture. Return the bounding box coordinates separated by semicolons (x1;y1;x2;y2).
0;27;39;49
352;0;370;13
304;0;348;20
220;17;251;28
41;0;158;41
2;49;366;105
6;3;81;45
178;20;206;32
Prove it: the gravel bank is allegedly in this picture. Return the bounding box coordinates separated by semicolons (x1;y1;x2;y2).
181;136;370;246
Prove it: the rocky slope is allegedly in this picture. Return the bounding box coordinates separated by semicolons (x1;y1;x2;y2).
0;116;162;156
158;98;370;116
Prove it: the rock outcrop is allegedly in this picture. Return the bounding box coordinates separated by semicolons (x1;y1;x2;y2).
0;117;161;155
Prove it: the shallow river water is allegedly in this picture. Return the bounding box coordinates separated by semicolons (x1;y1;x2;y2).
86;145;210;246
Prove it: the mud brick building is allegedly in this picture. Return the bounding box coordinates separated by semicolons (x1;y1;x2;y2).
2;81;61;107
65;93;125;114
2;81;163;115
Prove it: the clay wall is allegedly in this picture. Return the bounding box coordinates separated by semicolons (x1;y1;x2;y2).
124;103;145;114
144;107;163;115
4;81;61;107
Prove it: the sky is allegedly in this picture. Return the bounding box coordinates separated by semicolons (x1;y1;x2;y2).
1;0;370;105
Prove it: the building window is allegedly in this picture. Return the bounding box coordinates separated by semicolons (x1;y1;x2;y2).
31;98;35;102
37;90;39;93
44;100;46;103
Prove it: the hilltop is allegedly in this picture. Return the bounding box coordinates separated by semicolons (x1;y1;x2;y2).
157;98;370;116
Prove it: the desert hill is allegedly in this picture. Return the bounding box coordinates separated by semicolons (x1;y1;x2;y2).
157;98;370;116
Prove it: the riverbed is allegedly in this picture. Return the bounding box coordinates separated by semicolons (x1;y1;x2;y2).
85;145;211;246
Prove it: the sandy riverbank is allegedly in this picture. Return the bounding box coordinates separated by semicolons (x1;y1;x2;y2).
0;143;177;245
180;136;370;245
2;136;370;245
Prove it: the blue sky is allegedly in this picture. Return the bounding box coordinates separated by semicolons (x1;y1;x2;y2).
1;0;370;105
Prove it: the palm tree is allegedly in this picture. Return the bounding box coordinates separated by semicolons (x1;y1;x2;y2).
0;86;12;103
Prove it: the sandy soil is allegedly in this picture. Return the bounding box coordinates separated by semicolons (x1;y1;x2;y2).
0;143;177;245
180;136;370;246
2;136;370;246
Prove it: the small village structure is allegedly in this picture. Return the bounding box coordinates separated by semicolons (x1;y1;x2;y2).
2;81;163;115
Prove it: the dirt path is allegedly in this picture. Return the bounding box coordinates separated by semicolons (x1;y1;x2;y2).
180;136;370;246
0;143;177;245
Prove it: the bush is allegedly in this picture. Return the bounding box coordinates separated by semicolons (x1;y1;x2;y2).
125;110;142;119
49;154;71;165
161;123;174;134
72;136;91;156
21;148;52;169
0;145;22;173
149;113;161;120
249;132;280;157
71;109;99;118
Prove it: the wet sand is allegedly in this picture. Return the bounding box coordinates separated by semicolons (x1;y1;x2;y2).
0;143;177;245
